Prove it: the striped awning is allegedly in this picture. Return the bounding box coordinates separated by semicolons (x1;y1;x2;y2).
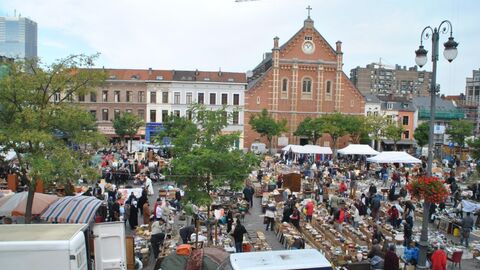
41;196;103;224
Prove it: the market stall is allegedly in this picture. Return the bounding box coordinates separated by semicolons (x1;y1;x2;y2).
0;191;58;217
338;144;379;156
41;195;103;223
366;151;421;164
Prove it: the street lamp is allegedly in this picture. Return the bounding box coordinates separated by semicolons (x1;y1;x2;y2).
414;20;458;269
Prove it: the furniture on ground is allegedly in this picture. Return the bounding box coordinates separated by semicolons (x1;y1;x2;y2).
447;250;463;269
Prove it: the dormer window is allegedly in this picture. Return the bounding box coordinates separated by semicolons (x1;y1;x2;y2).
204;78;210;81
387;102;394;110
228;78;234;82
156;76;163;80
108;75;117;80
131;75;139;80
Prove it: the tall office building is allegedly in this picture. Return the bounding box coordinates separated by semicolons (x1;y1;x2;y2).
350;63;432;97
0;16;37;59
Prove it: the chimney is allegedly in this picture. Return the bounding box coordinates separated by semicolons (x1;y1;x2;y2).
195;69;199;76
218;67;222;77
336;41;342;54
273;36;279;49
148;67;152;75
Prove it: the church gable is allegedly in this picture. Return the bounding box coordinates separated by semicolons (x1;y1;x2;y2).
279;21;337;62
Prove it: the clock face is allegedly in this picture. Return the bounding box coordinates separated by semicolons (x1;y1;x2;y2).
303;41;314;54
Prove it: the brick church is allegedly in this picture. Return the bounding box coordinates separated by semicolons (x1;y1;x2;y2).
244;11;365;151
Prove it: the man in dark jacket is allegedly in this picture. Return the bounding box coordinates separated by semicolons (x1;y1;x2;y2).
383;244;399;270
460;212;474;247
243;184;255;208
179;225;196;244
232;219;247;253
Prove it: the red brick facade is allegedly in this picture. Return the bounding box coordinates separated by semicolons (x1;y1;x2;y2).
244;18;365;150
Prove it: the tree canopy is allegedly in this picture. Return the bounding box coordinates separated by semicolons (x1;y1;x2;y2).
446;120;474;148
414;122;429;148
164;105;258;207
321;113;350;159
249;109;287;153
112;112;144;151
294;117;324;145
384;122;405;150
0;55;106;223
364;115;388;151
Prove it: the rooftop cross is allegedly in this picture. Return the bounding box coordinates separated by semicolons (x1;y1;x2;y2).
306;5;312;18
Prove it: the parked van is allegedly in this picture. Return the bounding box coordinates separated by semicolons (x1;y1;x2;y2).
227;249;333;270
0;222;126;270
250;142;267;155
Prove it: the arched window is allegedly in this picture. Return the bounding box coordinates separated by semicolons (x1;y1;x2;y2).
325;81;332;94
282;78;288;92
302;78;312;93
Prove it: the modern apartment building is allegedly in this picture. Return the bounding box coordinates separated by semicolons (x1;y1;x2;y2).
350;63;432;97
465;69;480;105
0;15;37;59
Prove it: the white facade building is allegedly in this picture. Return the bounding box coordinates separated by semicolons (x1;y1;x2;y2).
145;70;246;148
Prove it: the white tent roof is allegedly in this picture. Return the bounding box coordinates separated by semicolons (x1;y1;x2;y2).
367;151;421;164
338;144;379;155
282;144;332;155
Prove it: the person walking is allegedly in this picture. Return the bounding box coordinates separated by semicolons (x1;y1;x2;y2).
290;208;300;229
460;211;474;247
305;200;314;223
243;183;255;208
143;201;151;225
150;217;166;259
265;201;276;231
232;219;247;253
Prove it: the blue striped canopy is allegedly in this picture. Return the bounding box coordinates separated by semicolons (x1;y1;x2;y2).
41;196;102;224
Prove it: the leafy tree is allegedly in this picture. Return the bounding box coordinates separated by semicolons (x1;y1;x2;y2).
364;115;388;151
467;137;480;172
112;112;144;151
414;122;429;149
249;109;287;154
384;122;405;151
165;105;258;243
345;115;368;144
0;55;106;223
294;117;324;145
446;120;474;148
322;113;350;160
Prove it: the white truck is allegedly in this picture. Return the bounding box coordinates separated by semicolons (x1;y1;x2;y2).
250;142;267;155
0;222;127;270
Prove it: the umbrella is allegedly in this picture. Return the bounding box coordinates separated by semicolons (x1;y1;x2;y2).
41;195;103;223
0;192;59;217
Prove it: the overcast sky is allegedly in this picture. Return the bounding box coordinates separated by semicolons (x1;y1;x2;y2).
1;0;478;95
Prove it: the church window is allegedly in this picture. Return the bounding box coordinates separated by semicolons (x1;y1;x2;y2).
305;36;313;41
302;78;312;93
326;81;332;94
282;78;288;92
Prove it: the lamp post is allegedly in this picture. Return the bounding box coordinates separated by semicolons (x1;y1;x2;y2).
414;20;458;269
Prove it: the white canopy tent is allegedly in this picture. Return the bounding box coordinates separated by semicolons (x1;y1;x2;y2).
366;151;421;164
282;144;332;155
338;144;379;155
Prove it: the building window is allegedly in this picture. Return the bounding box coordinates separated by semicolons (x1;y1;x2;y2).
404;130;410;139
302;78;312;93
90;92;97;102
138;109;145;120
210;93;216;105
387;102;393;110
232;111;239;125
150;91;157;104
114;91;120;102
114;109;121;119
138;91;145;103
256;96;260;104
186;92;193;104
233;94;239;105
162;92;169;103
78;94;85;102
174;92;180;104
402;116;409;125
162;110;169;122
282;78;288;92
174;110;180;117
54;92;61;102
187;110;193;120
126;91;132;102
198;93;204;104
326;81;332;95
150;110;156;122
102;109;109;121
126;109;132;114
367;111;372;116
102;91;108;102
222;93;228;105
90;110;97;120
